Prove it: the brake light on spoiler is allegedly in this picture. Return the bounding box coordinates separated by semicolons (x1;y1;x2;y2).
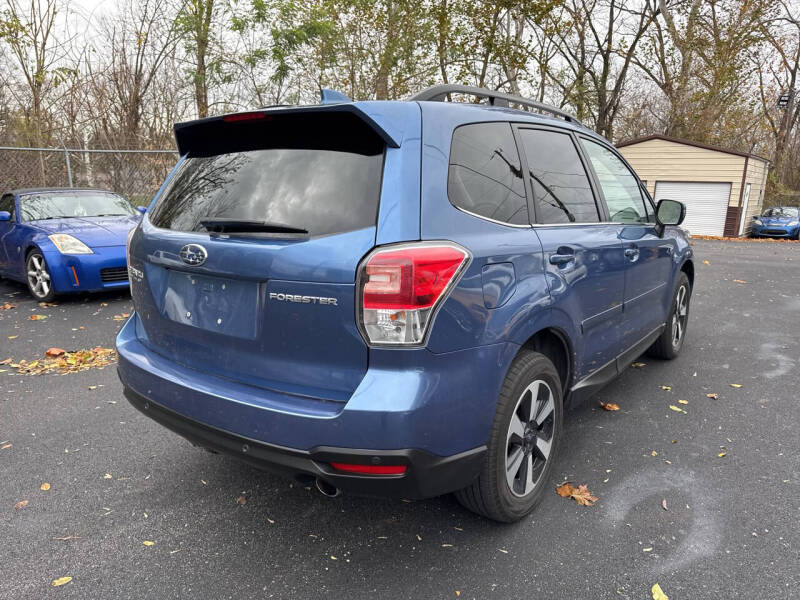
357;242;470;346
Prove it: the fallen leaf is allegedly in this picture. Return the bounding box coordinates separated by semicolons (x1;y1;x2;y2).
88;385;97;390
54;536;80;541
1;443;11;450
29;314;48;321
651;583;669;600
556;482;574;497
600;402;620;411
661;498;668;511
14;499;29;509
38;301;59;307
732;279;747;284
631;362;646;368
0;302;16;310
11;347;117;376
330;555;337;560
40;482;51;491
570;484;598;506
8;335;18;339
651;450;658;456
498;548;508;554
706;393;719;399
718;452;727;458
456;592;461;597
660;385;671;391
236;495;247;505
142;540;155;546
441;543;453;547
668;405;686;413
643;546;653;552
702;260;710;265
0;358;11;365
678;399;688;405
103;473;112;479
730;383;742;388
51;576;72;587
113;313;130;321
556;482;597;506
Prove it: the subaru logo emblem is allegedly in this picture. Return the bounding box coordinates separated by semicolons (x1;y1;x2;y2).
179;244;207;266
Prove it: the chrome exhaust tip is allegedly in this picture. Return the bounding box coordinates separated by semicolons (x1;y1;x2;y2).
315;477;341;498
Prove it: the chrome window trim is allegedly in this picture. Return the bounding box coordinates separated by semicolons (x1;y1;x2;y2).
532;221;657;228
453;205;533;229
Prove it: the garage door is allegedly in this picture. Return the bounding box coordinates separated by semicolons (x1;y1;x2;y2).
654;182;732;236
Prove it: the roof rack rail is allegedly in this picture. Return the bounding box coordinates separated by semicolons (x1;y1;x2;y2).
410;84;582;126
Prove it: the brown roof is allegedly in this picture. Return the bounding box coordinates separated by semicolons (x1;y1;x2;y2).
617;134;769;163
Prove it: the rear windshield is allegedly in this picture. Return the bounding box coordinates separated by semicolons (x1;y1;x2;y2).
150;147;384;236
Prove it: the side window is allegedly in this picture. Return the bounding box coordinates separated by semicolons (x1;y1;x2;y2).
448;122;528;225
0;195;13;220
580;138;650;223
517;128;599;224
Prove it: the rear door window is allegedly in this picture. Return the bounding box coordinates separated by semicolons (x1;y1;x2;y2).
517;128;599;224
448;122;529;225
150;146;384;236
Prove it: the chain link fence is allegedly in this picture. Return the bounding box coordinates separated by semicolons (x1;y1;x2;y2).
0;147;179;204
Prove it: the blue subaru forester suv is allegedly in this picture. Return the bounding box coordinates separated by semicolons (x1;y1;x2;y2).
117;85;693;522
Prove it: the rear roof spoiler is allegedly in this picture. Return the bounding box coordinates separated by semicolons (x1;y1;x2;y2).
174;104;401;155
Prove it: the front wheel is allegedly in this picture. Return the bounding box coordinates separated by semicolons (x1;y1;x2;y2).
647;272;691;360
26;251;56;301
455;351;563;522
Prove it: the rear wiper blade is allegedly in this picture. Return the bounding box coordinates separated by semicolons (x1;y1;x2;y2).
198;218;309;234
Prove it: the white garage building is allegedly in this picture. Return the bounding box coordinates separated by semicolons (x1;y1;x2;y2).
617;135;769;237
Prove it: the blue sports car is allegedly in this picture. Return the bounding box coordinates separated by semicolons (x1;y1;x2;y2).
0;188;143;300
751;206;800;239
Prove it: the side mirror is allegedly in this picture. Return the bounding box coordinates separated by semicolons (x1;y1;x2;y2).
0;211;10;222
137;206;147;214
655;199;685;237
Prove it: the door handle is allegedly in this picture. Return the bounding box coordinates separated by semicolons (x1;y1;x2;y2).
549;253;575;266
624;246;639;261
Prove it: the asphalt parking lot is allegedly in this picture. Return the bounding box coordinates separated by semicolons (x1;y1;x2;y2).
1;239;798;600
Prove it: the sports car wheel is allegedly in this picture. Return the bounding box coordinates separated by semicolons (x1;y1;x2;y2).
26;251;56;301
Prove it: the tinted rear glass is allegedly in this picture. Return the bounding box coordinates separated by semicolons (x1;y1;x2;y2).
150;146;384;236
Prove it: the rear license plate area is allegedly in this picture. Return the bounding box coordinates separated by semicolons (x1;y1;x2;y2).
161;270;261;340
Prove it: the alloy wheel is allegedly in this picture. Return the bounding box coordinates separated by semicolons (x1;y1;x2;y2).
505;380;555;497
671;284;688;347
26;253;52;299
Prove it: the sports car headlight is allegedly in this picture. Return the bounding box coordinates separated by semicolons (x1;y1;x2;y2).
788;220;799;226
48;234;93;254
753;219;762;226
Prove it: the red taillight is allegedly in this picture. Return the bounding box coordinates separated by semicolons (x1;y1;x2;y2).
358;242;469;345
222;112;268;123
330;462;407;475
364;246;468;310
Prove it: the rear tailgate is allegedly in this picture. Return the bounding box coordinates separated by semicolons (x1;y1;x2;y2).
128;106;414;402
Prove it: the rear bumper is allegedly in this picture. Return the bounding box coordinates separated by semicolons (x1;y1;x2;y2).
45;245;129;293
123;385;485;499
117;313;515;498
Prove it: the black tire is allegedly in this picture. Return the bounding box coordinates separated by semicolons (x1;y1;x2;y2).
647;272;691;360
25;250;56;301
455;351;563;522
